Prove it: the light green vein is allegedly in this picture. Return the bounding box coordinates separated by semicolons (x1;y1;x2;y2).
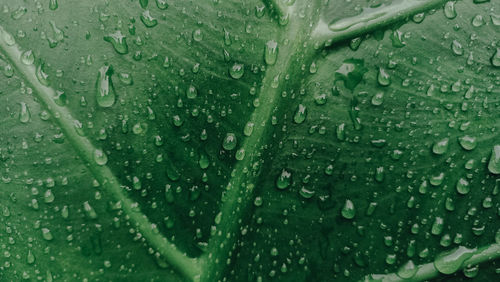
364;243;500;282
312;0;447;46
0;25;200;281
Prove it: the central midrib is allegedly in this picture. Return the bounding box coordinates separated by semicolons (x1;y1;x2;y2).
200;3;318;281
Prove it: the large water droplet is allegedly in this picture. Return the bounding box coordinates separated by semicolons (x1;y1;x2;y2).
103;31;128;54
432;138;449;155
434;246;476;275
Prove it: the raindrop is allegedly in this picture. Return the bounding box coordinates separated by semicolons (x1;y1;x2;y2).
487;145;500;174
341;199;355;219
94;149;108;166
95;65;116;107
264;40;278;65
229;63;244;79
103;31;128;54
19;102;31;123
293;104;307;124
276;169;292;189
222;133;237;150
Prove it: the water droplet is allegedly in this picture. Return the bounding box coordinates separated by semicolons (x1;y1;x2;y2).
141;10;158;27
94;149;108;166
471;14;485;27
451;40;463;56
341;199;355;219
222;133;237;150
11;6;27;20
299;187;315;199
444;1;457;19
41;228;53;241
140;0;149;8
490;48;500;67
20;50;34;65
96;65;116;107
155;0;168;10
371;91;384;106
27;250;35;264
390;30;405;48
36;62;50;86
456;177;470;194
293;104;307;124
458;135;476;151
192;29;203;42
276;169;292;189
491;13;500;25
432;138;449;155
186;85;197;99
335;58;367;90
244;122;254;136
235;148;245;160
48;0;58;10
377;67;391;86
397;260;417;279
433;246;476;275
44;189;55;203
431;217;444;235
487;145;500;174
19;102;30;123
83;201;97;219
103;31;128;54
229;63;244;79
264;40;278;65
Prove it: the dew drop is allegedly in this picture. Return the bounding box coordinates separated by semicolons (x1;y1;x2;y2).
397;260;417;279
490;48;500;67
229;63;244;79
458;135;477;151
451;40;463;56
41;228;53;241
103;31;128;54
432;138;449;155
222;133;237;150
444;1;457;19
19;102;31;123
95;65;116;107
293;104;307;124
141;10;158;28
377;67;391;86
276;169;292;189
155;0;168;10
20;50;35;65
456;177;470;194
341;199;355;219
264;40;278;65
434;246;476;275
94;149;108;166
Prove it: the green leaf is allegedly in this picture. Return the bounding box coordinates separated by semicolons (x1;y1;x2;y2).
0;0;499;281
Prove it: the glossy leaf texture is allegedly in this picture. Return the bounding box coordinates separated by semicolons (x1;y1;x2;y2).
0;0;499;281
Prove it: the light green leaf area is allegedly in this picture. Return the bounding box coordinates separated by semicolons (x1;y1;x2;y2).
0;0;499;281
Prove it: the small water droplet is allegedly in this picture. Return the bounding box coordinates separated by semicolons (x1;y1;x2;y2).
19;102;31;123
432;138;449;155
293;104;307;124
456;178;470;194
20;50;35;65
229;63;244;79
222;133;237;150
377;67;391;86
95;65;116;107
94;149;108;166
341;199;355;219
264;40;278;65
276;169;292;189
490;48;500;67
141;10;158;28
